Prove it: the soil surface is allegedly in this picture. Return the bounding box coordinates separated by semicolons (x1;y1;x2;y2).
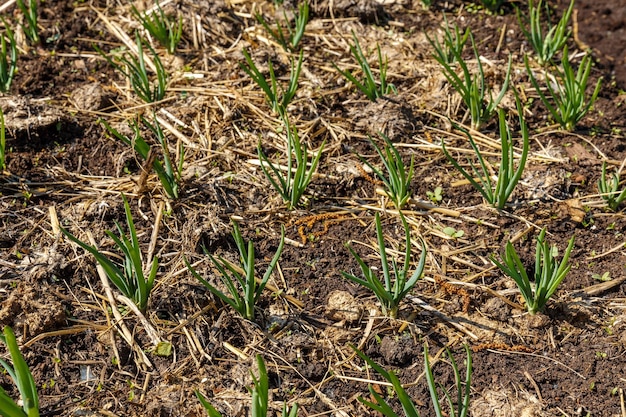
1;0;626;416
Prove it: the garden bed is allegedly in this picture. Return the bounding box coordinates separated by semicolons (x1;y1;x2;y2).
1;0;626;415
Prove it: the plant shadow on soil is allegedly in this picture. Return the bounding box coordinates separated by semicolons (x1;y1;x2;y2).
1;0;626;416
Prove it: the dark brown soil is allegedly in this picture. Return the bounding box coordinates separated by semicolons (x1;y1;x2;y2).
1;0;626;416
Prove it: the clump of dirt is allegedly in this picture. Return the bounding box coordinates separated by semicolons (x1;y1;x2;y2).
352;95;417;141
379;334;418;366
0;283;66;337
0;96;67;144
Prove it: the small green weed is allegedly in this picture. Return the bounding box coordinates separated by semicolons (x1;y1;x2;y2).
426;186;443;204
443;226;464;239
592;271;611;282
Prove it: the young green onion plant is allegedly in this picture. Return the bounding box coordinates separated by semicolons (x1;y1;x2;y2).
61;194;158;313
0;109;6;172
249;355;269;417
101;115;183;200
598;162;626;211
525;46;602;131
186;222;285;321
333;31;396;102
0;326;40;417
96;33;168;103
258;115;325;210
517;0;574;66
342;212;427;319
142;115;184;199
195;391;222;417
196;355;298;417
352;343;472;417
15;0;39;45
434;30;511;129
491;228;575;315
240;49;303;116
131;1;183;55
0;22;17;93
424;344;472;417
255;2;309;52
442;93;529;210
425;13;470;66
360;133;414;210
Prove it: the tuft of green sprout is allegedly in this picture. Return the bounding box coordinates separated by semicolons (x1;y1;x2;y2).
359;133;414;210
0;326;40;417
96;33;168;103
434;30;511;129
61;194;158;313
491;228;575;315
597;162;626;211
517;0;574;66
352;343;472;417
342;212;427;319
0;109;6;172
0;22;17;93
425;13;470;66
195;391;222;417
333;31;396;102
141;115;184;199
442;92;529;210
240;49;303;116
131;1;183;55
15;0;39;45
255;2;309;52
525;46;602;131
258;114;325;210
186;221;285;322
101;115;184;200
